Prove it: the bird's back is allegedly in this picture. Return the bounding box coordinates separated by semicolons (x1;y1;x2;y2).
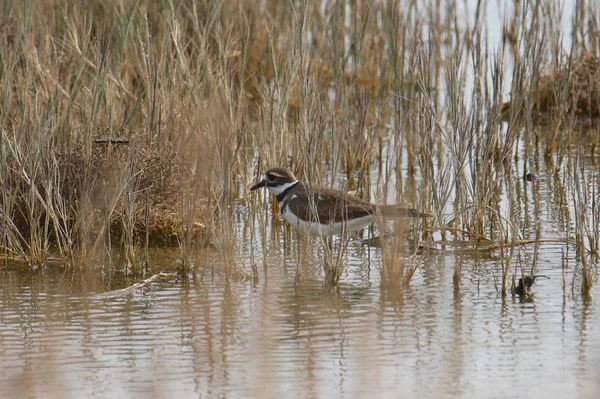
283;182;375;225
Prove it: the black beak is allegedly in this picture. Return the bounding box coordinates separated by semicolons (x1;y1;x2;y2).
250;179;267;191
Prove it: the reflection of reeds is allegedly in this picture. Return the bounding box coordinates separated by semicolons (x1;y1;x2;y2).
378;219;422;289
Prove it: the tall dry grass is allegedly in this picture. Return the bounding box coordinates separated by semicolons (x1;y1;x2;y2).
0;0;597;291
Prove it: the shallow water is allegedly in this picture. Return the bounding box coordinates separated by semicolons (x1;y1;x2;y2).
1;219;599;398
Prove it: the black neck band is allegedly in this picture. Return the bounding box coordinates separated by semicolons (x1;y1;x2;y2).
276;181;299;204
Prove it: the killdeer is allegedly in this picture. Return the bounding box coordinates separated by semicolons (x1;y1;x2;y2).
250;167;435;237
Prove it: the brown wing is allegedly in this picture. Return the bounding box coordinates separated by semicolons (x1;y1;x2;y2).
286;183;375;225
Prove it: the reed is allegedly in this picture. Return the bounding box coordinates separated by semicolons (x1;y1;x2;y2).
377;219;423;289
569;153;598;295
0;0;596;293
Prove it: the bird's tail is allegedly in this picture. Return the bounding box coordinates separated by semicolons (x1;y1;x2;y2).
378;205;435;219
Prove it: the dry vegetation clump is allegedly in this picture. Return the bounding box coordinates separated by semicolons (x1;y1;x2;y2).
502;54;600;126
65;139;202;245
4;136;202;248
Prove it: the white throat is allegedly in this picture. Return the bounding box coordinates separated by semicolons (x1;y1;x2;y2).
267;180;298;196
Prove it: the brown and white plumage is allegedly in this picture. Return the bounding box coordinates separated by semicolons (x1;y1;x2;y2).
250;167;434;237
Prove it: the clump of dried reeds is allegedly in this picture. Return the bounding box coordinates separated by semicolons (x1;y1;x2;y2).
501;54;600;126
